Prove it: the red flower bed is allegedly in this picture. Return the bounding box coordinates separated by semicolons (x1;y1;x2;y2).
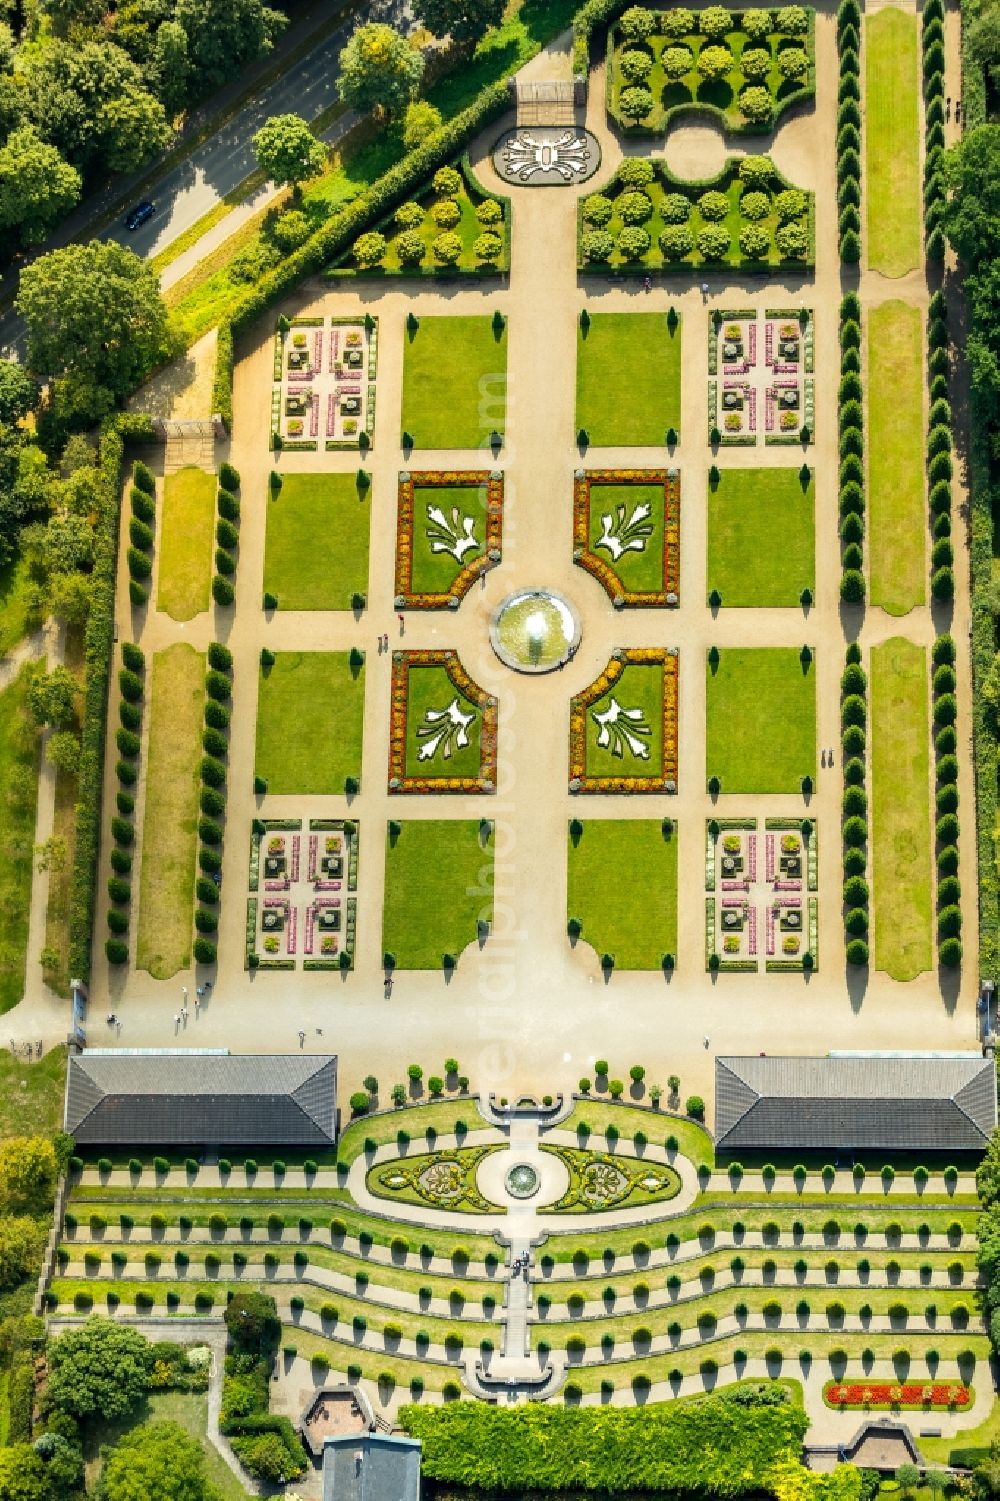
395;470;503;608
572;468;680;608
388;650;497;795
568;648;678;794
823;1381;971;1411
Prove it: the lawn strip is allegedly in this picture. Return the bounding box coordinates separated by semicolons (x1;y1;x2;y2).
157;467;216;622
0;666;40;1013
868;302;926;613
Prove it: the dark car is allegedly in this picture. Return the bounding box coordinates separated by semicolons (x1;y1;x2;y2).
124;200;155;231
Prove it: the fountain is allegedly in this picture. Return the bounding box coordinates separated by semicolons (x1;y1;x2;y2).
489;589;581;674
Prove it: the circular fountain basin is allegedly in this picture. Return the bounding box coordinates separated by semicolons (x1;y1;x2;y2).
489;589;580;674
505;1162;540;1199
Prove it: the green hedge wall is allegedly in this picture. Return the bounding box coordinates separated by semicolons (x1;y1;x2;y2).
69;413;155;984
401;1389;809;1494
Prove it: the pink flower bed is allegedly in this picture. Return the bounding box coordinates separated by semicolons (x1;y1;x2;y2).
287;906;298;955
314;895;341;908
308;835;318;882
309;401;319;438
766;908;775;955
315;880;341;891
287;369;313;382
748;323;757;362
748;907;758;956
722;897;746;909
263;896;288;909
773;879;802;892
314;331;323;370
722;879;748;891
304;907;315;955
748;834;757;882
291;837;300;882
329;329;339;368
765;835;775;882
327;394;337;437
264;879;289;892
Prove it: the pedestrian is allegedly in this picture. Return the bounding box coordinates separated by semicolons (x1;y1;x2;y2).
116;1020;121;1036
298;1029;306;1046
703;1035;710;1048
644;274;651;293
316;1027;323;1035
174;1014;180;1027
205;980;212;992
701;281;709;300
956;99;962;123
820;748;826;768
946;96;952;120
107;1012;114;1026
182;986;188;1002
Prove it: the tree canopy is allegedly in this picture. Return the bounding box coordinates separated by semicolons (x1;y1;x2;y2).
16;241;169;409
337;23;424;118
251;113;326;188
46;1317;150;1421
0;128;81;247
98;1421;221;1501
414;0;504;45
0;1137;56;1212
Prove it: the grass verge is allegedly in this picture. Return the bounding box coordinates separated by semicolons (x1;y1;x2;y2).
255;652;364;794
870;638;932;980
567;820;677;968
0;666;40;1012
136;644;206;979
868;301;926;614
263;473;370;610
576;312;682;446
0;1045;66;1137
382;821;493;969
707;468;815;606
705;648;816;793
865;8;922;278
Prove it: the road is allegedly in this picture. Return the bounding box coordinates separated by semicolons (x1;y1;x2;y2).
0;0;388;356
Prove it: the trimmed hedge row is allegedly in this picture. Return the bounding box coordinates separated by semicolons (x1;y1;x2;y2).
926;292;955;606
957;8;1000;974
932;633;962;967
837;0;862;264
922;0;946;263
572;0;631;79
841;642;869;967
212;462;239;608
126;460;156;606
194;627;235;970
838;293;865;605
211;79;515;430
68;415;155;984
105;639;146;965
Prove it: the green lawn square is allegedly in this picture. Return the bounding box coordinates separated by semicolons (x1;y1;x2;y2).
382;820;494;969
576;312;681;446
705;648;816;793
255;652;364;794
404;665;483;779
586;664;663;779
401;315;508;448
587;484;665;592
263;472;370;609
410;483;489;594
567;820;677;969
707;468;815;606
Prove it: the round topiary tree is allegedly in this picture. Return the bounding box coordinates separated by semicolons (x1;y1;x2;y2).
739;154;774;189
582;231;615;262
699;6;732;39
660;6;695;37
698;223;731;259
432;232;463;265
741;47;771;78
661;45;695;79
740;190;770;220
618;190;653;224
777;46;809;78
395;230;426;266
739;224;770;258
619;48;654;83
582;193;613;226
659;225;695;260
617;226;650;260
740;85;773;122
619;3;659;39
698;44;733;80
619;85;654;121
353;231;386;268
776;221;809;258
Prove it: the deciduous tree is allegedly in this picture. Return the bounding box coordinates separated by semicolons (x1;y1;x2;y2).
337;23;424;118
47;1317;149;1421
99;1420;222;1501
251;114;325;189
414;0;504;45
0;129;80;248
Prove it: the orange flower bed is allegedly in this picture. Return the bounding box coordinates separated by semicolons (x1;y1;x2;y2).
572;468;680;607
823;1381;971;1411
569;649;678;794
388;650;498;794
395;470;503;608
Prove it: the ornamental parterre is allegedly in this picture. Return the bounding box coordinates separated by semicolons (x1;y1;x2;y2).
823;1381;971;1411
389;649;498;794
395;469;504;608
573;468;680;607
569;648;678;794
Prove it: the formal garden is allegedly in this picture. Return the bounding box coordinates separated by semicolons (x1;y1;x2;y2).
606;3;815;135
705;818;818;973
44;1098;987;1420
705;648;816;795
570;650;678;794
389;652;497;793
335;160;512;279
270;314;379;452
707;308;814;446
246;817;358;972
578;155;813;272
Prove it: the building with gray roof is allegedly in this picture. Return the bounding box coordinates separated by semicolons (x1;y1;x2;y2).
64;1050;337;1148
715;1054;996;1155
322;1433;421;1501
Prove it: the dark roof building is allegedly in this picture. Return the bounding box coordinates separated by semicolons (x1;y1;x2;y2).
715;1054;996;1155
322;1433;421;1501
64;1050;337;1147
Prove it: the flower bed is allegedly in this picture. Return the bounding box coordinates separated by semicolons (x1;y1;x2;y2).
395;470;503;608
572;468;680;606
569;648;678;794
271;314;379;454
823;1381;971;1411
388;650;498;794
